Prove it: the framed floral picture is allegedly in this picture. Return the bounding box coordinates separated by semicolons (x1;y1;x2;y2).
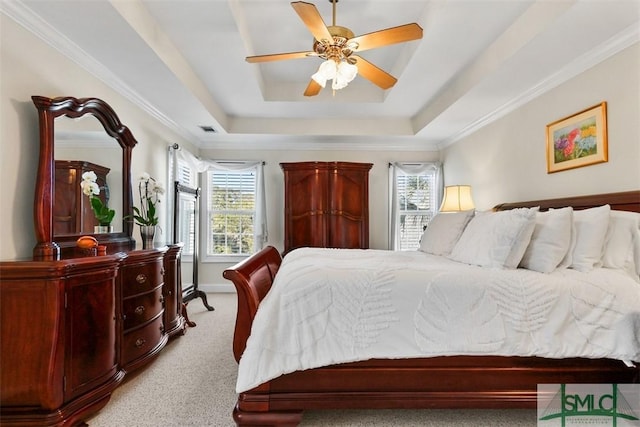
546;102;608;173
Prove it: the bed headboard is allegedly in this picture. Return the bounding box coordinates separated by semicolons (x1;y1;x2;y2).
494;190;640;213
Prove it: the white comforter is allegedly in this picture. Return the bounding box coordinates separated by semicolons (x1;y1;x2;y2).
236;248;640;392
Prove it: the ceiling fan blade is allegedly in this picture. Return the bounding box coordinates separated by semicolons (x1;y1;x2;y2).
291;1;333;43
303;79;322;97
246;51;317;63
350;23;423;52
352;55;397;90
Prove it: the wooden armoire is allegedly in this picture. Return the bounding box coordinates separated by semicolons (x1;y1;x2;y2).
54;160;110;235
281;161;372;253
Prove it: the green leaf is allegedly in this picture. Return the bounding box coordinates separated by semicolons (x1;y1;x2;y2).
90;196;115;225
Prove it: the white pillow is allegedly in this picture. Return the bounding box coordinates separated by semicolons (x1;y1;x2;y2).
448;208;537;269
419;210;474;256
519;207;573;273
602;210;640;280
568;204;611;272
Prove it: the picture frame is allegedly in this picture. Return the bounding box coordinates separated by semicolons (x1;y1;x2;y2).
546;102;608;173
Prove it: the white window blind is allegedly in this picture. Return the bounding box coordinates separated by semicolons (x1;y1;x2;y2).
396;173;436;250
170;157;198;257
177;196;196;255
206;167;257;256
389;162;442;251
176;162;195;187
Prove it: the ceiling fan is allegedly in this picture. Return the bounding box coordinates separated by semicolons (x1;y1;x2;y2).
245;1;423;96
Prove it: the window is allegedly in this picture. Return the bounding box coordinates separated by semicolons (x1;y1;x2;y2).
172;158;198;257
175;161;196;187
204;164;261;259
390;163;441;251
175;189;197;256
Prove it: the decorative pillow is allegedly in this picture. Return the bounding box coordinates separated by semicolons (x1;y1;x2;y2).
567;204;611;272
419;210;475;256
602;210;640;280
448;208;537;269
519;207;573;273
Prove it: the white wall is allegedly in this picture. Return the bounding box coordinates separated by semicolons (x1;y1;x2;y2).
0;15;196;259
442;43;640;211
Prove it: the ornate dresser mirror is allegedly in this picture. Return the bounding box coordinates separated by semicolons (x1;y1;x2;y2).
32;96;137;259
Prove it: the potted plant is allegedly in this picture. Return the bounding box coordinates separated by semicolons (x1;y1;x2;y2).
80;171;115;233
130;172;164;249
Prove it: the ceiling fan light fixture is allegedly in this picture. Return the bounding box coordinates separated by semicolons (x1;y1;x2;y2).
333;60;358;89
312;58;357;91
246;1;423;96
311;58;338;87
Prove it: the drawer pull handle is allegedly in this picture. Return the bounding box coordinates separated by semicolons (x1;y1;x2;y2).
135;338;146;348
159;295;165;304
160;267;165;276
134;306;145;315
136;274;147;284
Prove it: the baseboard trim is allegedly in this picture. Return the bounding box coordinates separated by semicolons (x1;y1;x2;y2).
195;283;235;293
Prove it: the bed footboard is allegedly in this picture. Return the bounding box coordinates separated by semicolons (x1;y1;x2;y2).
223;245;282;362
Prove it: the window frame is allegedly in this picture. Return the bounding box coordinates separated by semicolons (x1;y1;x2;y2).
201;165;259;263
171;159;199;260
389;163;442;251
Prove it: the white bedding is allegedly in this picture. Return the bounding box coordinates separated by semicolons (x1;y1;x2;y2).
236;248;640;393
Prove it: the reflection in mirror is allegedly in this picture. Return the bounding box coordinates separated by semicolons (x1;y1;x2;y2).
32;96;137;260
55;117;123;235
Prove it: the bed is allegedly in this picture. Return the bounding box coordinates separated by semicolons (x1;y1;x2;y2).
223;190;640;426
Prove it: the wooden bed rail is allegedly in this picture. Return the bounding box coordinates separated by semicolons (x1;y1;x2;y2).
223;245;282;362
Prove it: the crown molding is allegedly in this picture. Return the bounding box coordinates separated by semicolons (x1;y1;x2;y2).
1;0;197;145
5;1;636;153
202;136;440;152
437;24;640;150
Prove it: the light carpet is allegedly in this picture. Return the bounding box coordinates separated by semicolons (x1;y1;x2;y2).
86;293;537;426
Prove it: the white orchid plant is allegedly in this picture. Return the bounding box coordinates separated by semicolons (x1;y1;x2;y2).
130;172;164;226
80;171;115;226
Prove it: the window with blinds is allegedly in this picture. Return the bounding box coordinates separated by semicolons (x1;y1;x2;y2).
176;162;195;187
206;168;257;256
395;171;437;250
172;160;198;257
177;196;196;255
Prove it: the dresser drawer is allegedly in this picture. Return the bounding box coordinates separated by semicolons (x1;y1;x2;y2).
121;314;164;366
121;260;164;295
122;286;164;331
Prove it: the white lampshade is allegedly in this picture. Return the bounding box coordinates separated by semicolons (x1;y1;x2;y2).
311;59;338;88
332;61;358;90
440;185;475;212
311;59;358;91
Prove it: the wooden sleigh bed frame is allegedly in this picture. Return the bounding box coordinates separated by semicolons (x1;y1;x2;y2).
223;190;640;426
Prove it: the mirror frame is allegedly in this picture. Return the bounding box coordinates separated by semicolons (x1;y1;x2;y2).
32;96;137;259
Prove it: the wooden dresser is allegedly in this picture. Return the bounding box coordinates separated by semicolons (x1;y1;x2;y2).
0;244;185;426
281;161;372;253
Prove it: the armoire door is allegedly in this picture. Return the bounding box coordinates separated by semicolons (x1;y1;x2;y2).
281;162;329;252
327;162;372;249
